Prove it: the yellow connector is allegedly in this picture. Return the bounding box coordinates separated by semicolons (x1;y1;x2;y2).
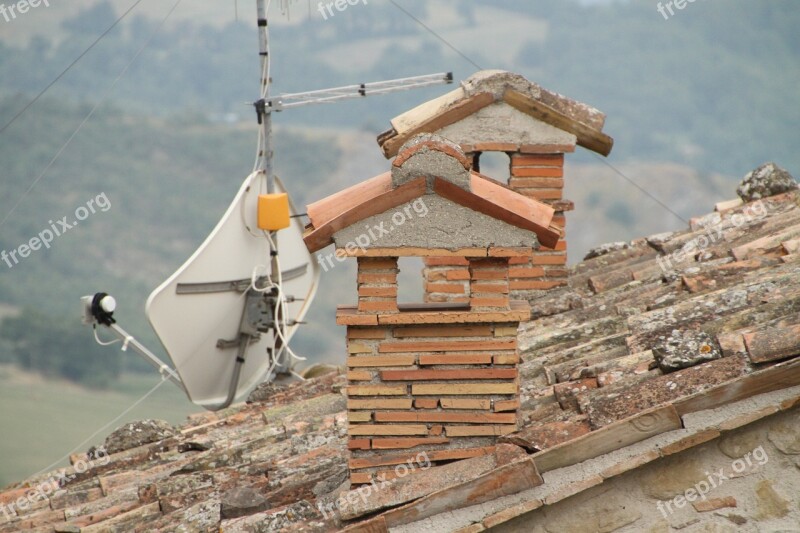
257;193;290;231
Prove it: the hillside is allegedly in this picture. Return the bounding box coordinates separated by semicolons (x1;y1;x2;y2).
1;1;798;174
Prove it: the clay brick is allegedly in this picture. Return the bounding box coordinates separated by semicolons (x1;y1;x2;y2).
393;325;493;338
349;412;373;422
371;437;449;450
508;257;532;265
518;188;563;200
470;297;511;308
493;326;519;337
494;399;520;412
349;473;372;484
337;311;378;326
348;343;375;354
358;300;399;313
413;383;517;395
381;369;518;381
347;370;373;381
544;267;569;278
470;283;510;294
509;280;565;290
426;283;467;294
519;143;575;153
508;267;546;278
419;354;493;365
380;339;516;353
441;398;491;410
551;216;567;227
348;425;428;436
349;447;494;469
348;399;413;410
511;166;564;178
358;272;398;284
445;425;517;437
424;257;470;266
347;385;408;396
530;255;567;265
348;328;389;340
424;295;471;305
508;177;564;189
348;355;416;367
430;425;444;436
348;439;371;450
493;353;520;365
358;287;398;298
445;269;471;281
425;270;448;281
375;412;517;424
414;398;439;409
487;247;535;257
469;269;509;281
510;153;564;166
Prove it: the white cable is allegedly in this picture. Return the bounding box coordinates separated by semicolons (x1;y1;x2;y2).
93;326;120;346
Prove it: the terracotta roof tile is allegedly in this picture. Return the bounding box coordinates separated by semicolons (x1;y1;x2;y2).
6;190;800;532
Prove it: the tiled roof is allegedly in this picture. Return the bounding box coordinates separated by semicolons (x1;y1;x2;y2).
3;190;800;532
377;70;613;158
304;137;561;252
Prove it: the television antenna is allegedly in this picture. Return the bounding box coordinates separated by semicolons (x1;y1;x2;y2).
82;0;452;410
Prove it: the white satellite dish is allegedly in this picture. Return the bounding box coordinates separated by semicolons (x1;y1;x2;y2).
80;0;453;410
145;172;319;409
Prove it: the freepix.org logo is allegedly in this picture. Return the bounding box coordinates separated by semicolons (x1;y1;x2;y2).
0;0;50;24
1;192;112;269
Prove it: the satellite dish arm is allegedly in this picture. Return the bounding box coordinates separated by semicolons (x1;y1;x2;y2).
82;294;186;392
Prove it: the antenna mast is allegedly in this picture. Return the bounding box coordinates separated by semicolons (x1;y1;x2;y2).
256;0;273;189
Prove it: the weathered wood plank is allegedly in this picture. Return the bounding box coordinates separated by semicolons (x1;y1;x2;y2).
532;405;682;472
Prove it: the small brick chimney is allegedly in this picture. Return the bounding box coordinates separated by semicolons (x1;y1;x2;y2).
303;135;560;484
377;70;613;302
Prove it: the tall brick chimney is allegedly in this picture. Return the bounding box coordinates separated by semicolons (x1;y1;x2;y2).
377;70;613;302
303;135;560;484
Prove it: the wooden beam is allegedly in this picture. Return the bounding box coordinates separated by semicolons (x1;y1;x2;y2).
380;458;543;528
503;89;614;157
381;92;496;158
532;404;682;472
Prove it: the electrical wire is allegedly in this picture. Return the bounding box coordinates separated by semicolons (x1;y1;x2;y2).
0;0;147;137
0;0;185;232
387;0;482;71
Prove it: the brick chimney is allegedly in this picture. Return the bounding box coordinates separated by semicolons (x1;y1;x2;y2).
377;70;613;302
303;135;560;484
